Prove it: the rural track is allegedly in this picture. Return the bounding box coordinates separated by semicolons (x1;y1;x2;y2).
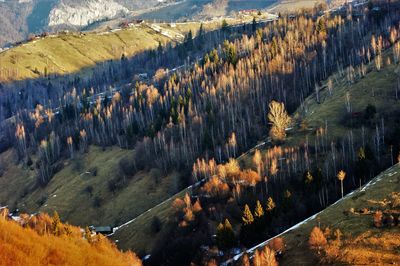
108;138;271;237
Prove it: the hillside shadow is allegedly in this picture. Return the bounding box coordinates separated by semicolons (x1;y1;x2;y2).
227;0;277;13
0;20;266;122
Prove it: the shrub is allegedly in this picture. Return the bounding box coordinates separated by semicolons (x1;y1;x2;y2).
151;216;162;233
26;157;33;167
390;192;400;208
72;158;83;172
37;195;48;206
93;196;103;208
88;167;98;176
119;157;136;177
85;185;94;197
373;210;383;228
107;176;126;193
364;104;376;121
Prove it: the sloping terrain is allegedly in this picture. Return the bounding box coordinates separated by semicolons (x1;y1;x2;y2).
0;0;172;47
135;0;279;21
0;146;181;227
0;15;263;83
0;24;170;82
247;163;400;265
227;44;400;265
112;44;400;257
0;212;141;266
0;1;35;47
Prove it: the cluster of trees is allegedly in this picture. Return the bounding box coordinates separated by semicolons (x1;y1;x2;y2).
308;222;400;265
309;226;343;263
4;5;399;189
0;208;141;266
1;3;400;264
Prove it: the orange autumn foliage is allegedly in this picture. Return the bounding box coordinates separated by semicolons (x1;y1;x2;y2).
0;216;141;266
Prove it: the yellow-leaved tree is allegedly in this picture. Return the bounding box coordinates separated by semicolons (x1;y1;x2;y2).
268;101;291;141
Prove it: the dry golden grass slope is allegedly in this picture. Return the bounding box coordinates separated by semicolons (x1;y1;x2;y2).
0;215;141;266
0;25;169;83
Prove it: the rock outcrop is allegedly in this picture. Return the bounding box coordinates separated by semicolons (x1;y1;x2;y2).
49;0;129;27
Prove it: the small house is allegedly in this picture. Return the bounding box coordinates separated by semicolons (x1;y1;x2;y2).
94;226;113;235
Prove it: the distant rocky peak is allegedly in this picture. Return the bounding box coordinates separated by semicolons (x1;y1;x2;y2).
48;0;129;27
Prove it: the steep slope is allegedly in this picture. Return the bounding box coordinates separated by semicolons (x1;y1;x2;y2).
0;212;141;266
0;0;175;47
0;16;258;83
0;23;169;82
227;45;400;265
48;0;130;28
0;1;35;47
235;164;400;265
0;146;181;227
112;43;400;257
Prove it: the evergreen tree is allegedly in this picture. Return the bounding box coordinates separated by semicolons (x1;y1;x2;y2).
197;23;205;49
304;170;313;184
252;17;257;32
85;226;93;244
254;200;264;218
222;19;229;32
317;18;327;35
216;219;235;249
223;40;238;66
266;197;276;213
185;30;194;51
157;41;163;54
52;211;62;236
242;204;254;225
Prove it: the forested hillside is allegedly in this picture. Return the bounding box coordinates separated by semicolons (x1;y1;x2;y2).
233;164;400;265
0;1;400;265
110;3;400;264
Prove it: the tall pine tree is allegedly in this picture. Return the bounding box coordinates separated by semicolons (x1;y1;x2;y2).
242;204;254;225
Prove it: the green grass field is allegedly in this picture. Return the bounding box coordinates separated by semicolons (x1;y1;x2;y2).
278;163;400;265
0;146;181;228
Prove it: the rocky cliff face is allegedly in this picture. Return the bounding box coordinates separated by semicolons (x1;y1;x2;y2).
48;0;129;27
